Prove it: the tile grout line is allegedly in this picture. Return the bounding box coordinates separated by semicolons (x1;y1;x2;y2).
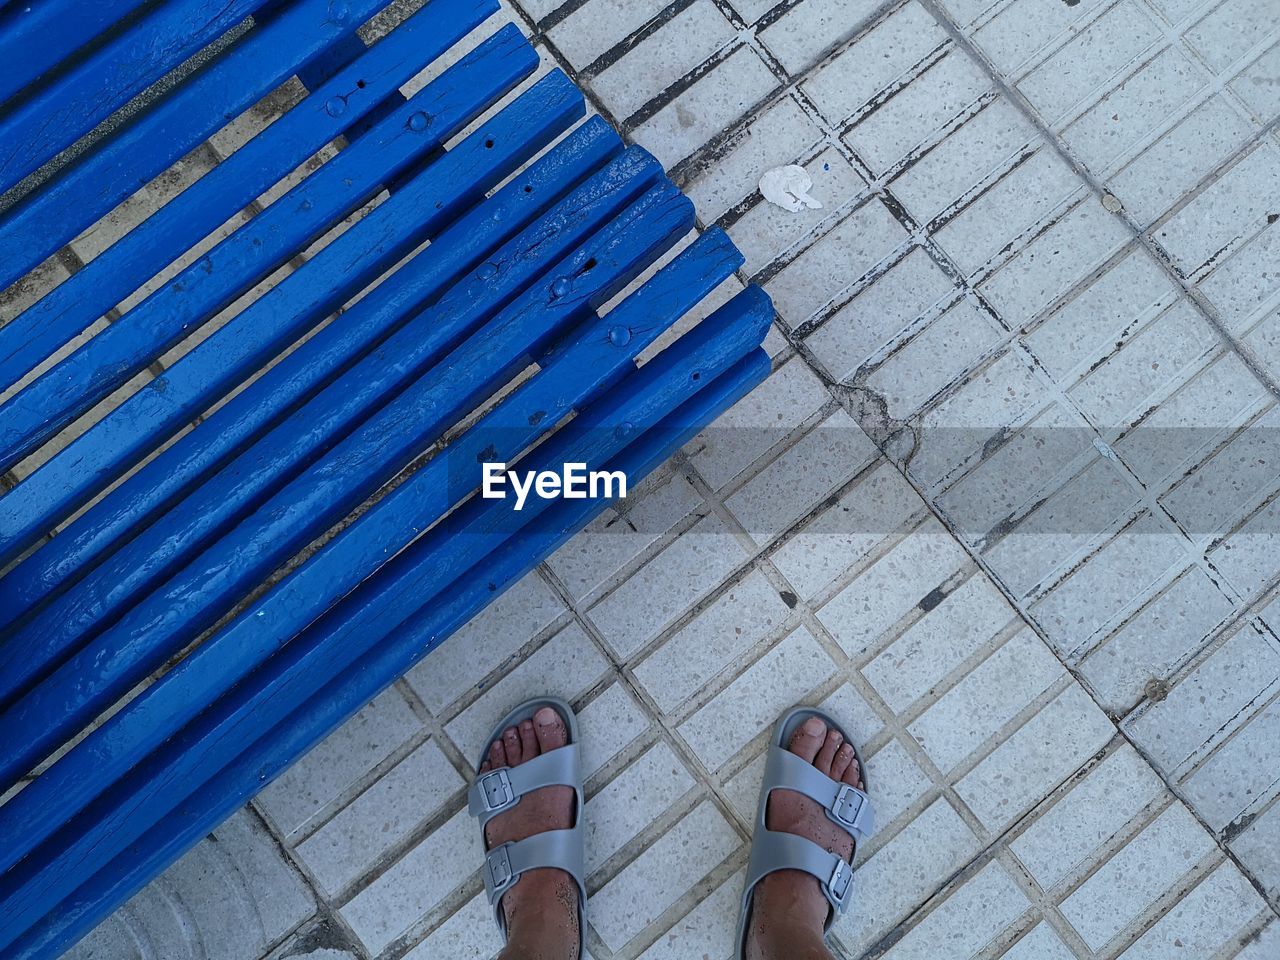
885;0;1280;922
244;800;376;960
914;0;1280;407
271;0;1278;950
671;444;1109;960
632;0;1280;942
595;0;1280;924
572;0;1280;933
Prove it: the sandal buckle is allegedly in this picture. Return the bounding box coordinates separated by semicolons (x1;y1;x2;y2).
479;769;516;812
831;783;865;829
828;859;853;906
487;845;516;895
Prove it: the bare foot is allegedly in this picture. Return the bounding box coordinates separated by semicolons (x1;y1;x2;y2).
480;706;580;960
745;716;863;960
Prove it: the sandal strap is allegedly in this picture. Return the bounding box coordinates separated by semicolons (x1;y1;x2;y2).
763;746;875;841
467;743;581;828
744;829;856;918
482;828;587;908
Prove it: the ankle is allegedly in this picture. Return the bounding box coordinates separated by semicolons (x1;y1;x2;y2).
745;871;833;960
748;915;830;960
757;870;830;930
748;909;831;960
502;868;579;950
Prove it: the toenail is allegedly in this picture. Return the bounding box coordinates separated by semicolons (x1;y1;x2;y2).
838;744;853;755
802;717;824;734
535;707;558;725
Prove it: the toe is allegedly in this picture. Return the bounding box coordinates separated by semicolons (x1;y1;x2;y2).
490;739;507;769
503;725;523;765
479;759;491;773
787;715;827;763
533;706;568;752
831;743;854;781
519;719;539;759
842;755;862;789
815;729;843;775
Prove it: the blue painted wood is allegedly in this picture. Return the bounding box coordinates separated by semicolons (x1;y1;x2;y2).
0;7;780;950
0;145;663;711
0;25;536;477
3;346;770;960
0;282;771;955
0;0;273;196
0;0;153;106
0;121;623;635
293;30;373;96
0;0;437;297
0;180;693;801
0;53;579;567
0;118;625;636
0;0;494;385
0;215;737;882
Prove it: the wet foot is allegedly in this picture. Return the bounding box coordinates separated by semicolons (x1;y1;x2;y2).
480;707;580;960
745;716;863;960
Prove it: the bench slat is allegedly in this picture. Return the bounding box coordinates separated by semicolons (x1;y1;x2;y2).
0;281;770;957
0;146;660;707
0;25;536;476
0;181;692;801
0;7;778;954
294;30;375;94
0;118;623;634
0;211;735;887
4;345;770;960
0;0;273;196
0;0;494;386
0;0;153;105
0;45;573;566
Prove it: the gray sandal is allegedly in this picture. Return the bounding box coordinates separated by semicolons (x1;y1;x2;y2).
734;706;876;958
467;696;587;957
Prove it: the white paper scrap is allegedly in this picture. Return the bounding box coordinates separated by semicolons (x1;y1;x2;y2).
758;165;822;212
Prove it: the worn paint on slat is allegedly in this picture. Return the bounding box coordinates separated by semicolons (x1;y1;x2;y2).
0;288;771;956
0;0;272;195
294;30;375;98
0;7;777;953
0;0;494;379
0;181;691;805
0;119;624;635
0;44;574;566
3;346;770;960
0;25;537;476
0;0;154;105
0;203;737;885
0;145;662;710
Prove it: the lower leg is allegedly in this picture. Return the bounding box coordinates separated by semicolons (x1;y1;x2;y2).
746;873;837;960
753;935;834;960
495;867;580;960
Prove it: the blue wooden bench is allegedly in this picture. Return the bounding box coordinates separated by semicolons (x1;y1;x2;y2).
0;2;772;956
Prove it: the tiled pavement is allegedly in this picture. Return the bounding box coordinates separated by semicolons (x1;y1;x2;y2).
7;0;1280;957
